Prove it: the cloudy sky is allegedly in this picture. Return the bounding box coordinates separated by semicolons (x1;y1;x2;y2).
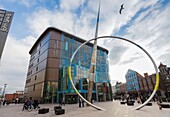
0;0;170;93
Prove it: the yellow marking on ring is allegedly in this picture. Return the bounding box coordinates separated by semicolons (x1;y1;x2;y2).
75;90;79;94
70;60;72;62
154;73;159;91
68;66;78;94
68;66;72;81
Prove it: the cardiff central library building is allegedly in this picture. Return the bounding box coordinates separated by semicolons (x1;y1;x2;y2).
24;27;112;103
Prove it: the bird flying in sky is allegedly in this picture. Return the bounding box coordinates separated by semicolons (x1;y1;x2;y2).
119;4;124;14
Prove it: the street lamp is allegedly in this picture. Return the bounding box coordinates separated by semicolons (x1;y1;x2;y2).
52;84;55;104
1;84;7;100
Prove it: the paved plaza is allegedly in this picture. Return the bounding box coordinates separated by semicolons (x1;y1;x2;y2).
0;101;170;117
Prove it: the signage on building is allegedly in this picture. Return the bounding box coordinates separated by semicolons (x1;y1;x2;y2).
0;9;14;60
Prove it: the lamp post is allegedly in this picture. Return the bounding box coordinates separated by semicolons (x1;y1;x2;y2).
52;84;55;104
1;84;7;100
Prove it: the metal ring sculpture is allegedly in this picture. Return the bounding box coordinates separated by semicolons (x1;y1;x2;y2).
68;36;159;110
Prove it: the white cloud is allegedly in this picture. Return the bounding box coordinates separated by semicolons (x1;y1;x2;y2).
26;8;52;37
26;2;96;40
60;0;85;11
0;35;36;93
4;0;35;7
95;0;170;81
20;0;33;7
123;1;170;67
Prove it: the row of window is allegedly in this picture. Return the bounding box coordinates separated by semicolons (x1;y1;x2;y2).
160;67;168;74
26;79;31;84
27;66;38;76
29;63;34;69
0;12;5;22
30;56;35;63
26;75;38;84
29;32;50;65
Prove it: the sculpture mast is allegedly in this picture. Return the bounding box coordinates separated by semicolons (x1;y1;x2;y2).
87;2;100;104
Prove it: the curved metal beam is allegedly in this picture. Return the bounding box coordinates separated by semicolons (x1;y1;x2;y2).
68;36;159;110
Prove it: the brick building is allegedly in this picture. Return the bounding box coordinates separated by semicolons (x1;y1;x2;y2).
158;62;170;98
5;91;24;103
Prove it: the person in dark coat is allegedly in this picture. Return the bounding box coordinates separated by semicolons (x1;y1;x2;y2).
82;99;85;107
157;97;162;110
33;100;39;109
62;98;65;106
22;99;29;111
3;100;6;106
0;100;2;107
79;98;82;107
59;98;62;106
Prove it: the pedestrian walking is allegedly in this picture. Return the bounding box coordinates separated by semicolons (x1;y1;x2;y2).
137;96;141;104
15;100;17;104
79;98;82;107
22;99;29;111
3;100;6;106
0;100;1;107
33;100;39;109
82;99;85;107
157;97;162;110
59;98;62;106
62;98;65;106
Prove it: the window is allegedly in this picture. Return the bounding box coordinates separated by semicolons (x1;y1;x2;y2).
26;79;31;84
0;17;3;21
36;66;38;71
39;51;40;54
65;42;68;50
37;58;39;63
33;84;35;91
27;70;32;76
35;75;37;80
29;63;34;69
24;88;28;94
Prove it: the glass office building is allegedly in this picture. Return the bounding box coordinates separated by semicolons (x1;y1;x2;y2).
24;27;112;103
125;69;140;92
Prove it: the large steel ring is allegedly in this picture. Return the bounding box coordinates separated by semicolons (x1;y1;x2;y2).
68;36;159;110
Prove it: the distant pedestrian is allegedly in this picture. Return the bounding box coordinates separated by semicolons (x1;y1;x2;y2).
157;97;162;110
3;100;6;106
62;98;65;106
28;98;32;108
126;94;129;102
79;98;82;107
22;99;29;111
0;100;1;107
141;96;145;104
91;98;94;104
82;99;85;107
137;97;141;104
33;100;39;109
15;100;17;104
59;98;62;106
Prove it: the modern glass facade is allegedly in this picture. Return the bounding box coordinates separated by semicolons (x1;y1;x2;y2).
58;33;111;103
125;69;140;92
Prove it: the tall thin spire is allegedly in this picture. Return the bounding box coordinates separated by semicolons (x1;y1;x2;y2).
95;2;100;38
87;1;101;104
